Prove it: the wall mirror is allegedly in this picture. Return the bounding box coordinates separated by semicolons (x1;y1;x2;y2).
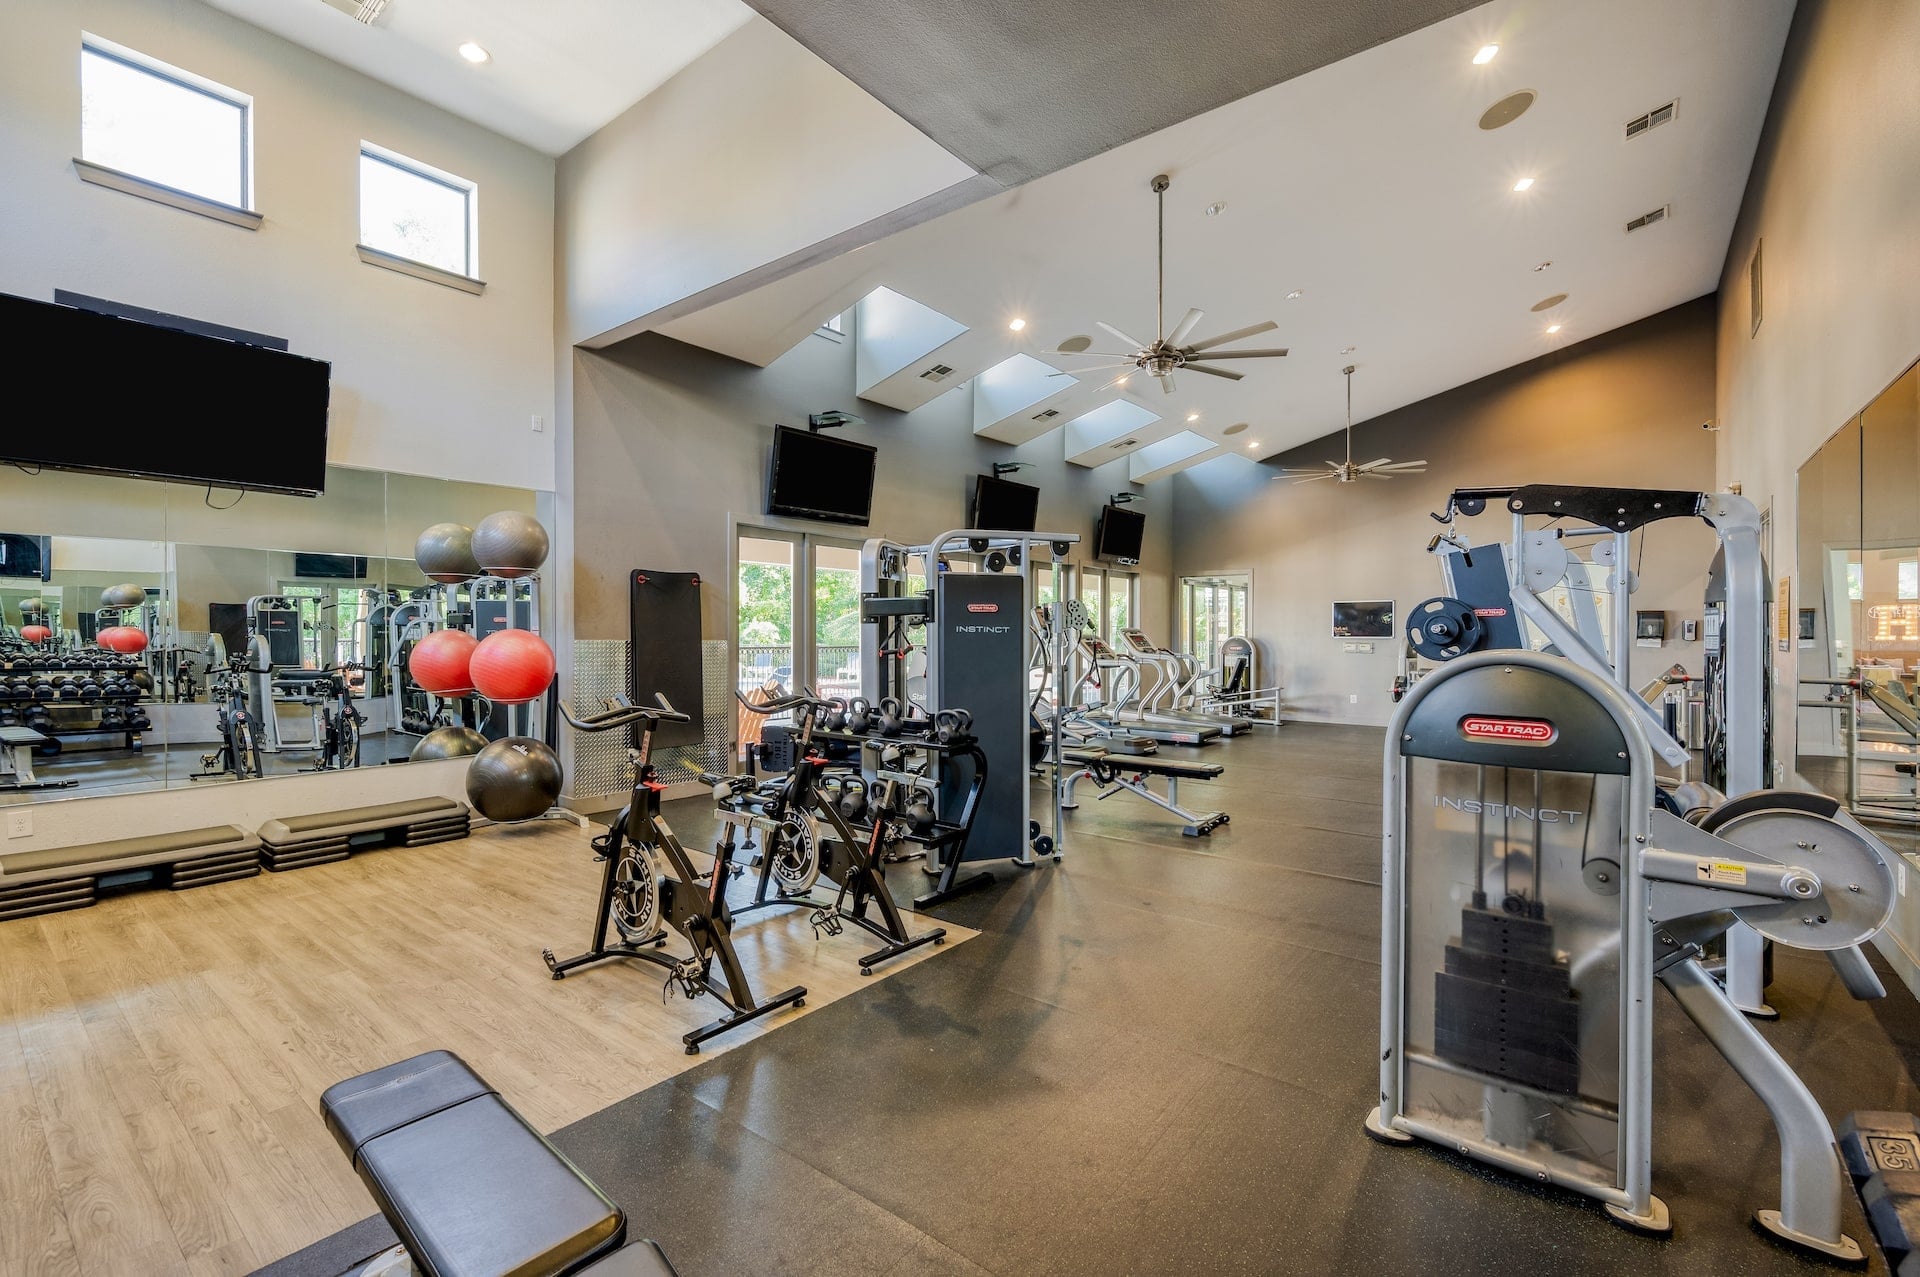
1;465;546;807
1795;357;1920;828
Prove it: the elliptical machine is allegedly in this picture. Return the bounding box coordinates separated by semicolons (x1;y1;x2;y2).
543;693;808;1054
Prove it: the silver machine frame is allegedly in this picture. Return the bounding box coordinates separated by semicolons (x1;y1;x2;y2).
1367;648;1892;1260
1430;487;1779;1014
860;529;1079;868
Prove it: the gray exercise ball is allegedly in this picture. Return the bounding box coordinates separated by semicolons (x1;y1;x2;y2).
411;725;489;761
415;523;480;584
18;598;43;617
465;736;563;822
470;511;550;579
101;582;147;609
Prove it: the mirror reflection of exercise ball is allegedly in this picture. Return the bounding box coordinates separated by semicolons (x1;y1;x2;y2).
99;626;149;654
415;523;480;583
409;629;479;695
466;737;563;822
19;598;44;618
471;511;550;578
101;583;147;609
21;625;51;643
411;725;488;761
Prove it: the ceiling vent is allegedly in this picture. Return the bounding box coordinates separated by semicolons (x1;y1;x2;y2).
1625;205;1671;234
1625;100;1678;140
1478;90;1537;131
1031;408;1061;423
1110;438;1138;451
918;364;955;382
319;0;390;22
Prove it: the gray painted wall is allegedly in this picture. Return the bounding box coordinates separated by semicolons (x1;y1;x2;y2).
569;328;1173;643
1170;296;1721;726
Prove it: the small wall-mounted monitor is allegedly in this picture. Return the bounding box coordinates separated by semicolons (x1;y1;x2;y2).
971;474;1040;532
1332;600;1394;639
1798;607;1817;642
294;553;369;579
1093;504;1146;563
1636;610;1667;641
0;533;52;582
766;424;877;525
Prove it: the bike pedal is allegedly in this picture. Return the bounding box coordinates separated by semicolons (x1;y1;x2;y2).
808;909;844;938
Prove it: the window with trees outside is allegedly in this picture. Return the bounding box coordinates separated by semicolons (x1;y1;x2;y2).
359;143;477;278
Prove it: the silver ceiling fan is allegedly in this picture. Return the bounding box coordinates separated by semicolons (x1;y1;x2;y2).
1277;365;1428;484
1050;174;1288;396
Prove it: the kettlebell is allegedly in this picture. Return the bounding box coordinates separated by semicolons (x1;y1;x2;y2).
906;786;937;835
877;696;906;737
934;708;973;745
822;697;849;733
838;777;869;823
844;696;874;734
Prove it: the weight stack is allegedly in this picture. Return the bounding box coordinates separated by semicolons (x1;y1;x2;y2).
1434;904;1582;1096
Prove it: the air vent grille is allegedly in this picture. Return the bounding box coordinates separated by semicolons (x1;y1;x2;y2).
918;364;955;382
1110;438;1138;451
319;0;390;22
1625;205;1670;233
1031;408;1060;422
1625;100;1678;139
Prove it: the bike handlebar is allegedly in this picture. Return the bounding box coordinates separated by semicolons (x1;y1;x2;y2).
558;691;690;732
734;687;826;715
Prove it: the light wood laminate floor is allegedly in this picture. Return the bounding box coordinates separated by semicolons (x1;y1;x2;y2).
0;817;970;1276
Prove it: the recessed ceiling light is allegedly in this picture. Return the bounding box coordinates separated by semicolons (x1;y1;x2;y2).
1008;318;1026;331
1546;323;1563;334
1340;346;1357;355
1117;376;1130;386
1512;177;1535;192
457;41;491;64
1286;289;1305;300
1473;44;1500;65
1186;412;1200;422
1532;261;1553;272
1222;421;1249;436
1205;202;1227;217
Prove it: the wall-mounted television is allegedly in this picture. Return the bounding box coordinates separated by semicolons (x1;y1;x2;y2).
1;292;332;496
0;533;52;582
971;473;1040;532
1332;600;1395;638
765;425;877;525
294;553;370;579
1093;504;1146;564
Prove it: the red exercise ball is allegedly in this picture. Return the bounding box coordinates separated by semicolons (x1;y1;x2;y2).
21;624;51;643
469;629;555;705
409;629;479;695
98;625;149;654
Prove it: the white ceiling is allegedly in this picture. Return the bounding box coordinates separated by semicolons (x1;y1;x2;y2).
200;0;754;155
659;0;1793;476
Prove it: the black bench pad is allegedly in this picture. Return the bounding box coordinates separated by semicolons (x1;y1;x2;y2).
1061;750;1225;781
322;1051;624;1277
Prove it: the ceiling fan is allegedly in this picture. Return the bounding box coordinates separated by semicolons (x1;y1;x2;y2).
1050;174;1288;396
1276;365;1428;484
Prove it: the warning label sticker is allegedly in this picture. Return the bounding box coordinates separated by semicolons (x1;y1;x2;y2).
1695;860;1748;886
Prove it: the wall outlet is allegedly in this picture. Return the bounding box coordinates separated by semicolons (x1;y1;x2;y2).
1342;641;1375;654
6;809;31;839
1349;694;1360;704
531;414;545;433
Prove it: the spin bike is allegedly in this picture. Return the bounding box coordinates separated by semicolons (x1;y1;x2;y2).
194;658;265;781
542;694;808;1054
722;688;945;975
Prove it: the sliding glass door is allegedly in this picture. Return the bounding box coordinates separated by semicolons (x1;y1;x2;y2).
735;528;865;700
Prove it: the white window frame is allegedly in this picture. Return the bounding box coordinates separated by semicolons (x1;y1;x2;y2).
356;141;484;294
75;33;259;229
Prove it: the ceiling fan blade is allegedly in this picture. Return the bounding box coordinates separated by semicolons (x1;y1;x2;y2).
1156;373;1176;395
1055;348;1138;359
1096;321;1149;352
1183;363;1244;381
1291;472;1338;484
1360;471;1394;480
1356;458;1394;470
1184;320;1279;353
1167;307;1205;345
1275;465;1335;475
1049;362;1138;376
1376;461;1430;471
1185;348;1289;360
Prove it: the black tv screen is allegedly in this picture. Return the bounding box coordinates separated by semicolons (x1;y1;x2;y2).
0;292;331;496
1332;600;1395;638
766;425;876;525
294;553;369;579
972;474;1040;532
1094;504;1146;563
0;533;51;581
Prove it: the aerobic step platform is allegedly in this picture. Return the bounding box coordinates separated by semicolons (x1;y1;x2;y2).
258;797;471;871
0;824;261;921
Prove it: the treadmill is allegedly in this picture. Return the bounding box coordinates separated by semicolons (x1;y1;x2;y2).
1116;628;1249;736
1097;633;1221;745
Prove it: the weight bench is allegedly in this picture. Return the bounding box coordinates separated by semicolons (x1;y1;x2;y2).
322;1051;678;1277
1056;748;1229;837
0;724;72;791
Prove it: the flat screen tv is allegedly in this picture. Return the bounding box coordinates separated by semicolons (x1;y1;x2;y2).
0;292;332;496
765;425;876;525
1332;600;1395;638
0;533;51;581
1093;504;1146;563
971;474;1040;532
294;553;369;579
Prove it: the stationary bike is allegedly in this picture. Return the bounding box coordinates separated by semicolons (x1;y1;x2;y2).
194;658;265;781
542;693;808;1054
307;662;365;771
722;688;945;975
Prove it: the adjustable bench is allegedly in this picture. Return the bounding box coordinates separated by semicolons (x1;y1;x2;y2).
0;724;71;791
1055;748;1229;837
322;1051;678;1277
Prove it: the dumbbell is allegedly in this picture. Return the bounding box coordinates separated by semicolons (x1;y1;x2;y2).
25;704;53;730
128;708;151;731
31;679;54;701
99;704;127;730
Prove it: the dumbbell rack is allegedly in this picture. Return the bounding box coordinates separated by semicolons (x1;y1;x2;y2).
0;652;154;756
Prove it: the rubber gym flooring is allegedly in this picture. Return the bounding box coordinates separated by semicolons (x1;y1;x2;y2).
265;724;1920;1277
